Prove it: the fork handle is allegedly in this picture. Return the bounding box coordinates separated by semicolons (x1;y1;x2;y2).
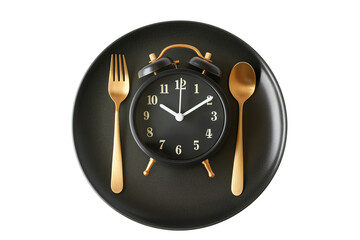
111;106;123;193
231;102;244;196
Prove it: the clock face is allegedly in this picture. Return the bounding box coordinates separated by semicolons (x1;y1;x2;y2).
130;69;229;164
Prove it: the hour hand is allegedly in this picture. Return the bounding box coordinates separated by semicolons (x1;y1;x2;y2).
159;104;177;117
160;104;184;122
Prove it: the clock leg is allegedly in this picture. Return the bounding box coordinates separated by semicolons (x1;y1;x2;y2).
202;159;215;178
143;158;156;176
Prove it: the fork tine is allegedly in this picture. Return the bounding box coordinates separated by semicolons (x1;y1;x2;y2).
108;54;114;83
114;54;119;82
122;55;129;83
119;54;124;82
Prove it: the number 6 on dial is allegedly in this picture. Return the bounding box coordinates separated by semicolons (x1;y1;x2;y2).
175;145;182;155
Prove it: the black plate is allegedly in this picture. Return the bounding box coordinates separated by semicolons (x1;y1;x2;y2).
73;21;287;230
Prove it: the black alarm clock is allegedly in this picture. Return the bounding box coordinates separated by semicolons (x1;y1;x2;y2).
129;44;230;177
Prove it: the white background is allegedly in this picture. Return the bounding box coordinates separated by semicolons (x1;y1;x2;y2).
1;0;359;239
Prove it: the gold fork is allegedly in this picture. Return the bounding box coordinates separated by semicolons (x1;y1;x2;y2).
108;54;130;193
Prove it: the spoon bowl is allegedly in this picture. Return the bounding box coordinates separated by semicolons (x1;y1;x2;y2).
229;62;256;102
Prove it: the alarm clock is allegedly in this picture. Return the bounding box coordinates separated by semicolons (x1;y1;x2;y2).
129;44;230;178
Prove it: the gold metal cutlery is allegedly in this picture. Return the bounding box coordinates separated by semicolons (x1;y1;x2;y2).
229;62;256;196
108;54;130;193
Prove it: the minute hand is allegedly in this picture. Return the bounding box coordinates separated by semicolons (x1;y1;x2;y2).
183;96;213;117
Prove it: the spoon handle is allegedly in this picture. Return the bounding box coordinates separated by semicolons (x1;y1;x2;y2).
231;103;244;196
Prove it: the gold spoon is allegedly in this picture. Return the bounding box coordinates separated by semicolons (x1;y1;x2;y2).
229;62;256;196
